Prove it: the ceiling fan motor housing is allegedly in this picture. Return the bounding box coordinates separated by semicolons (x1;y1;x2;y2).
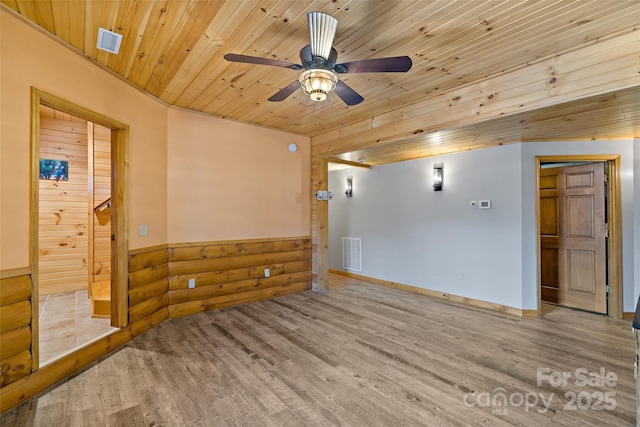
299;45;338;70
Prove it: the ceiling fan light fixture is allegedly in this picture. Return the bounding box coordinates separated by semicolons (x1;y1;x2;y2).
299;69;338;102
224;11;410;105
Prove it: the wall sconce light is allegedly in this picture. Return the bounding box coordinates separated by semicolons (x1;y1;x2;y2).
433;164;443;191
345;176;353;197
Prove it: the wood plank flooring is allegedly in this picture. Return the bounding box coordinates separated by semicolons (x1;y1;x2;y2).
3;276;635;426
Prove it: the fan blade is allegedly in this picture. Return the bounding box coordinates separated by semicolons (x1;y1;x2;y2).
268;80;300;102
308;11;338;60
335;56;412;73
334;80;364;106
224;53;302;70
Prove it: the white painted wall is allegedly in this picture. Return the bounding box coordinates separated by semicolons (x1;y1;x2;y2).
329;144;524;309
329;140;635;312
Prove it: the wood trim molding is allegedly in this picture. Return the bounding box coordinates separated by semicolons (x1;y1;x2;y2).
128;243;170;256
522;310;540;318
606;158;623;319
168;235;312;248
325;157;372;169
111;127;129;328
535;156;542;318
29;89;40;371
87;122;95;295
623;312;635;321
330;269;529;317
0;267;31;280
315;159;329;293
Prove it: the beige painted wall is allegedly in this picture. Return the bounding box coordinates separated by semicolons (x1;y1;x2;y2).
1;9;312;270
0;9;168;268
167;109;310;243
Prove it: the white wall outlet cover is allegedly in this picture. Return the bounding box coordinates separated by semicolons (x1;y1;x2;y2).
288;143;298;152
479;200;492;209
188;278;196;289
264;268;270;278
139;225;148;236
317;190;330;200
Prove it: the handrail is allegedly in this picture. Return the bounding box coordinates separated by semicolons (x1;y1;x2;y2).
94;197;111;212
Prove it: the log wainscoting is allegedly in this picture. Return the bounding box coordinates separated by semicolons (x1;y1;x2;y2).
167;237;312;318
128;245;170;324
0;236;312;413
0;270;33;389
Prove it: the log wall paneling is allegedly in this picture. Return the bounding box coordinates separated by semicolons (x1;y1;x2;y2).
128;247;169;324
92;123;111;284
38;116;89;295
167;237;312;319
0;273;33;388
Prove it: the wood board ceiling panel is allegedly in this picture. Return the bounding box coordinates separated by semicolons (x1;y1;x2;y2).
3;0;639;164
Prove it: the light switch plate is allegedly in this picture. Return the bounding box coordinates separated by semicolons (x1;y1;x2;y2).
139;225;148;236
188;278;195;289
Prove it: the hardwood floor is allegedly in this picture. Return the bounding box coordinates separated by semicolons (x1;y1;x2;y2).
3;276;634;426
39;290;116;365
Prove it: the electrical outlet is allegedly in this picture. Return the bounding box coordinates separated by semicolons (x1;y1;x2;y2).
188;278;196;289
264;268;270;278
139;225;148;236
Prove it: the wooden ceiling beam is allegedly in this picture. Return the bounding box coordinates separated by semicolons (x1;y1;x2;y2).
325;158;372;169
312;30;640;156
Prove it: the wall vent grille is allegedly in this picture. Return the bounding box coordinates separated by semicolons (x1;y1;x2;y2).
342;237;362;272
97;28;123;54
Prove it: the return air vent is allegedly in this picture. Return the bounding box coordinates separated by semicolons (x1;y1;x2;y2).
97;28;122;54
342;237;362;272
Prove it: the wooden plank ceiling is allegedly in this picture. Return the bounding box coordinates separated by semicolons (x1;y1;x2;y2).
4;0;640;165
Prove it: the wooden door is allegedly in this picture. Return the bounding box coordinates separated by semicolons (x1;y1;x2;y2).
540;162;607;313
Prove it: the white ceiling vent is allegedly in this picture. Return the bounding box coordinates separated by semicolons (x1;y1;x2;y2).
342;237;362;272
96;28;122;54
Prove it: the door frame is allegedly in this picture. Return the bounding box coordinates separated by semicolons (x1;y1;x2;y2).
30;88;129;370
535;155;622;318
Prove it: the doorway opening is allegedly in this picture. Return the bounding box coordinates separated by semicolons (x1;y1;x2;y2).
536;155;622;318
31;89;129;369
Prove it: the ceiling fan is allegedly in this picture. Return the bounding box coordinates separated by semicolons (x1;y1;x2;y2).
224;11;412;106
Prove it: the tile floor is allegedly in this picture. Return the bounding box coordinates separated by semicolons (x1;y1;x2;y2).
38;290;116;365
